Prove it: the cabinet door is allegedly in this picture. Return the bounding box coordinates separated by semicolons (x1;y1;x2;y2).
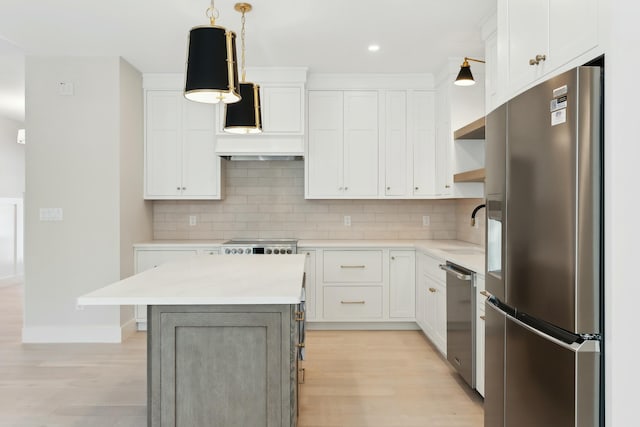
411;91;437;196
507;0;549;93
433;280;447;355
145;91;182;197
343;91;379;197
307;91;344;197
434;89;452;196
261;86;303;133
384;91;408;196
476;303;486;397
548;0;598;71
181;100;220;198
389;250;416;319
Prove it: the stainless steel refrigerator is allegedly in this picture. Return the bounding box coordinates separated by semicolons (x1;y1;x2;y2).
484;66;603;427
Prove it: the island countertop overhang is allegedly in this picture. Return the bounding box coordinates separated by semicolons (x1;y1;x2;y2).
77;254;307;306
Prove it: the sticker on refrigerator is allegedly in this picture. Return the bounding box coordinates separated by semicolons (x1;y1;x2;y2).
553;85;568;98
551;108;566;126
550;95;568;112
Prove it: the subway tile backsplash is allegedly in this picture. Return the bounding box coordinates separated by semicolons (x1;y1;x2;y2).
153;161;483;243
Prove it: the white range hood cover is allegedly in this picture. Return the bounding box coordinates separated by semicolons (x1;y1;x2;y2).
215;136;304;157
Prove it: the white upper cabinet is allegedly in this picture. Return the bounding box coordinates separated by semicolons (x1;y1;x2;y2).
144;90;223;200
501;0;602;98
306;91;378;198
261;86;304;134
383;91;437;198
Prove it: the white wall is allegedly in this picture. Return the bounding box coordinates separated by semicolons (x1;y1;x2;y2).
606;1;640;424
23;56;151;343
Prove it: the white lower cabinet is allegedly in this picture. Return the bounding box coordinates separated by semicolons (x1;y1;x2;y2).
323;286;383;320
133;245;220;328
308;247;416;325
389;250;416;319
476;274;486;397
415;251;447;356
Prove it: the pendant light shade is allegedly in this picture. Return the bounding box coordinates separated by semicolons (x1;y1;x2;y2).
224;82;262;134
184;2;241;104
454;57;485;86
223;3;262;133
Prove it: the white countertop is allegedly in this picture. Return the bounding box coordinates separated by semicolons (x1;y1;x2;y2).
298;239;485;274
134;240;226;248
77;254;306;306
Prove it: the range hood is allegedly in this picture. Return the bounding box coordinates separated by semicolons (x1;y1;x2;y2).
215;136;304;160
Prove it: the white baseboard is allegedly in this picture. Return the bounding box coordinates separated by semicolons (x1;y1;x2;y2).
22;323;135;343
306;321;419;331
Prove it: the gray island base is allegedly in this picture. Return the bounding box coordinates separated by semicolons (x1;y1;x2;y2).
148;304;300;427
76;255;307;427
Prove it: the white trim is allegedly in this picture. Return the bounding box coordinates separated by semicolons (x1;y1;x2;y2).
307;321;419;331
22;321;137;343
307;73;434;90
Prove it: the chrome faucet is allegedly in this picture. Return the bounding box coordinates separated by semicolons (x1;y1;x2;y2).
470;204;486;226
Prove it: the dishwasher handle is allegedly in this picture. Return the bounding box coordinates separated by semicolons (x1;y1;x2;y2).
439;264;473;281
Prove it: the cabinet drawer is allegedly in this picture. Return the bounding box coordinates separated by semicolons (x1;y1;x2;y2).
418;252;446;282
323;286;383;319
323;250;383;283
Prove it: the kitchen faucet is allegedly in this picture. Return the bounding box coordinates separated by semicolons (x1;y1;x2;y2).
470;204;486;226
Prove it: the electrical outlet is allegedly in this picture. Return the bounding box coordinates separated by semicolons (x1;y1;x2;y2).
189;215;197;226
344;215;351;227
422;215;430;227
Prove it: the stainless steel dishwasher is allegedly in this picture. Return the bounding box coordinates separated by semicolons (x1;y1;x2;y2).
440;262;476;388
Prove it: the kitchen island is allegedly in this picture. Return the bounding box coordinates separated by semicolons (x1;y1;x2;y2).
78;254;307;427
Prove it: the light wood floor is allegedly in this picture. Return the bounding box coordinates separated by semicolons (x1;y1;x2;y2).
0;278;483;426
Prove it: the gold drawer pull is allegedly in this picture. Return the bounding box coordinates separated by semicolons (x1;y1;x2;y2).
340;265;366;269
428;287;437;293
341;300;365;304
296;343;305;348
480;315;486;320
295;311;305;321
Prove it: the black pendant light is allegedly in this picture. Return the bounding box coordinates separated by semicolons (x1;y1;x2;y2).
224;2;262;134
454;57;485;86
184;0;241;104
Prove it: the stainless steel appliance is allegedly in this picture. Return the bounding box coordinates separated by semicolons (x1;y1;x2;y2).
440;262;476;388
484;66;603;427
221;238;297;255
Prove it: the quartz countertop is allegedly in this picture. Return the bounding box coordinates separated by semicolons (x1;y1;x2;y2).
298;239;485;275
77;254;306;306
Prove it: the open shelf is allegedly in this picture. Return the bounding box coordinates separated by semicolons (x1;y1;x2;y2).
454;117;485;140
454;168;485;183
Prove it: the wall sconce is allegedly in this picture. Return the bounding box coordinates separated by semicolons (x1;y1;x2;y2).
454;57;486;86
184;0;241;104
224;2;263;134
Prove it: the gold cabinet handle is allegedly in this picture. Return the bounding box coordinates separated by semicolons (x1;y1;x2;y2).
296;343;305;348
529;54;547;66
340;265;365;269
480;290;490;297
295;311;305;321
428;287;437;293
341;300;365;304
480;315;486;320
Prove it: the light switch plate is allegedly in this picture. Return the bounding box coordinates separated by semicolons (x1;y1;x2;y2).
40;208;63;221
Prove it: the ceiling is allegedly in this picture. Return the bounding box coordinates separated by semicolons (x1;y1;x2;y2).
0;0;495;122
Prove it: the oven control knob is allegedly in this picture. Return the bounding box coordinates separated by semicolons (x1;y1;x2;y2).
225;248;231;254
281;251;286;255
286;249;292;254
238;248;244;254
246;249;252;254
266;249;272;254
231;249;237;254
273;249;280;254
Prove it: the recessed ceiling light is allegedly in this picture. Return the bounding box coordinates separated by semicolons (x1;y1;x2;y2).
368;44;380;52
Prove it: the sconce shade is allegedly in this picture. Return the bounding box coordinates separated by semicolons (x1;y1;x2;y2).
455;63;476;86
184;25;241;104
224;82;262;134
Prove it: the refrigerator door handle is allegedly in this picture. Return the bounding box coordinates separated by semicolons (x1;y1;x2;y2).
438;264;472;281
508;313;599;353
